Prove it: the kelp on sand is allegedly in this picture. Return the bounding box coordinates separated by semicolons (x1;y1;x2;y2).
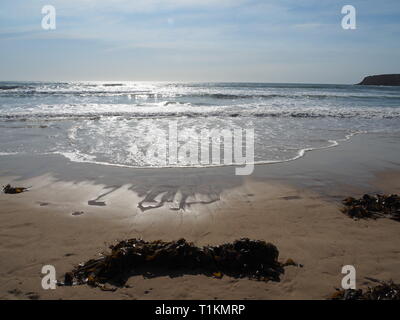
61;238;293;290
330;280;400;300
2;184;28;194
341;194;400;221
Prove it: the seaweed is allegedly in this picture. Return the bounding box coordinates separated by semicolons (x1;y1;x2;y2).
330;280;400;300
61;238;287;290
2;184;28;194
341;194;400;221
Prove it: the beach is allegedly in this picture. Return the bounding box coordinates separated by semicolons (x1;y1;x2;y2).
2;0;400;307
1;132;399;300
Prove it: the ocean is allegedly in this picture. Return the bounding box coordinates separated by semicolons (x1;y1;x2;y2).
0;81;399;169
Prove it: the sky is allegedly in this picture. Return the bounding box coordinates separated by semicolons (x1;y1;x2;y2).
0;0;399;83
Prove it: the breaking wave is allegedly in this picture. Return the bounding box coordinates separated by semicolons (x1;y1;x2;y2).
1;81;400;168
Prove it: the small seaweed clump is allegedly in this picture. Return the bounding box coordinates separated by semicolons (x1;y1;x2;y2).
330;281;400;300
341;194;400;221
62;238;284;289
2;184;28;194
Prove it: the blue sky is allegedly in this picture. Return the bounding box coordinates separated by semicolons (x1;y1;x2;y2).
0;0;399;83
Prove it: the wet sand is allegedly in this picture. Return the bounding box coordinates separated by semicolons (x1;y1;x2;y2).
0;132;399;300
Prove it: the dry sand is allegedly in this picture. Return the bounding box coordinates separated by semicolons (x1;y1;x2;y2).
0;133;399;300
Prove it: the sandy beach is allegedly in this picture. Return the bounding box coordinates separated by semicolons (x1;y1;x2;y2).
2;0;400;307
0;132;399;300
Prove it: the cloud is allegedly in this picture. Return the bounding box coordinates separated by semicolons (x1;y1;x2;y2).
1;0;400;82
44;0;248;14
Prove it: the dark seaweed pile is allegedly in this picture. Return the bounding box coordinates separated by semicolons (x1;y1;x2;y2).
341;194;400;221
331;281;400;300
2;184;28;194
62;238;284;289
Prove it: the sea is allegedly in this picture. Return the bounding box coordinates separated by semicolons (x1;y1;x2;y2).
0;81;399;169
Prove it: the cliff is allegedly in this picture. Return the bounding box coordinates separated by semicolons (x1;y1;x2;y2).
358;74;400;86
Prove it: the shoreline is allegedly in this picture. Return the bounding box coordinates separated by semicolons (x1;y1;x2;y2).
2;131;399;198
51;128;360;170
0;132;399;299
